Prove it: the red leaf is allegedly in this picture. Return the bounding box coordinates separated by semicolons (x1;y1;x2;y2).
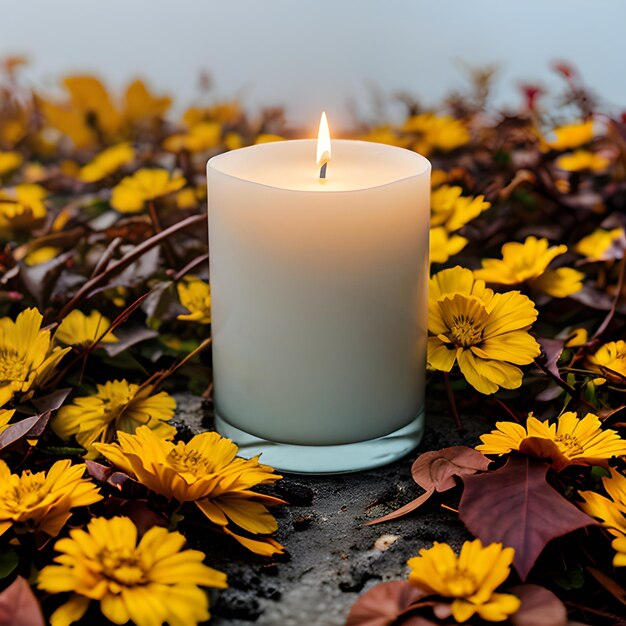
509;584;567;626
368;447;490;525
345;581;426;626
459;456;596;579
0;577;45;626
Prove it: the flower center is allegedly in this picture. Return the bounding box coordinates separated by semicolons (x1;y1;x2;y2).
449;316;483;347
442;570;479;597
168;445;212;476
99;547;147;586
0;349;29;384
6;472;47;511
554;434;584;458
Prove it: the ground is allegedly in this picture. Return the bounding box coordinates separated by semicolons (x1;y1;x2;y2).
173;393;488;626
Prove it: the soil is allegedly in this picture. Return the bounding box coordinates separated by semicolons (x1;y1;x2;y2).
172;393;490;626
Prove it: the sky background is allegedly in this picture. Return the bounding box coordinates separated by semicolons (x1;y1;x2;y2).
1;0;624;132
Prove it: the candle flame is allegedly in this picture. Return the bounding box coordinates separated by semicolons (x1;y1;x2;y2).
316;111;331;169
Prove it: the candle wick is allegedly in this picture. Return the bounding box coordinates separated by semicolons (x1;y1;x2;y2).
319;162;328;180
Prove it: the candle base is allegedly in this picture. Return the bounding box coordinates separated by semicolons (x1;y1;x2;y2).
214;409;424;475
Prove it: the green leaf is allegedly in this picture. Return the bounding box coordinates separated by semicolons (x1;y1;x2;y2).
553;566;585;590
0;549;19;579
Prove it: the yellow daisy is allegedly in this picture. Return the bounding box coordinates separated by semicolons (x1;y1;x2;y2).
403;113;470;155
0;408;15;433
24;246;62;266
38;516;227;626
53;380;176;458
477;411;626;470
408;539;520;622
580;470;626;567
474;236;584;298
547;120;594;151
586;340;626;385
78;142;134;183
0;459;102;538
55;310;118;347
0;183;48;233
431;185;490;232
428;267;540;394
0;151;23;175
0;308;70;407
95;426;285;556
575;227;625;262
556;149;609;172
163;121;222;153
429;226;467;264
110;168;186;213
177;277;211;324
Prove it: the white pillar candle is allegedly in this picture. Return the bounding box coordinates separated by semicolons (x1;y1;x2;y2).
207;132;430;472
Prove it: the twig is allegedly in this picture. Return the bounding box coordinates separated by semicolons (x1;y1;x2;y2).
444;372;464;432
494;398;521;423
148;200;177;268
172;253;209;281
56;214;205;322
90;236;122;278
593;253;626;340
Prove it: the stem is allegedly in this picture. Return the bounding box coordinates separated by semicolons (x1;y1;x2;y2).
444;372;464;432
494;398;521;423
56;214;205;322
172;253;209;281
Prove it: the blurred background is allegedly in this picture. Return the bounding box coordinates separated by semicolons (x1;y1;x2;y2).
1;0;624;130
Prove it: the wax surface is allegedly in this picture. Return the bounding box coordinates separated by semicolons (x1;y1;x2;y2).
208;140;430;446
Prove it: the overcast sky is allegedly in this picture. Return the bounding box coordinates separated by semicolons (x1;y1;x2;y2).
1;0;624;130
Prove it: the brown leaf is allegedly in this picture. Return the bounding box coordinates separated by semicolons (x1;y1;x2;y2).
587;567;626;606
31;388;71;414
459;456;596;579
509;584;567;626
0;576;45;626
518;437;572;472
345;581;427;626
367;447;490;525
536;337;564;380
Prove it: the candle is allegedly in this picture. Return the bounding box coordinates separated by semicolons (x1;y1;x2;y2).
207;115;430;473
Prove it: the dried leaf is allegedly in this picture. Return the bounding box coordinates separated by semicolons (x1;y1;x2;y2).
345;581;427;626
0;414;48;451
0;577;45;626
459;456;595;579
31;388;71;413
368;447;490;525
509;584;567;626
537;337;564;380
587;567;626;606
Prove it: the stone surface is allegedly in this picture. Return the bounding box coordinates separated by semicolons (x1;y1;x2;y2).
173;393;489;626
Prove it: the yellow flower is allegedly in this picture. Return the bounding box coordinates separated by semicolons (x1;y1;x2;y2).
163;122;222;153
474;236;584;298
0;459;101;538
95;426;285;556
359;126;409;148
430;168;449;188
183;102;241;126
38;516;227;626
580;470;626;566
564;327;588;348
78;143;134;183
477;412;626;470
40;75;122;148
53;380;176;458
111;168;186;213
254;134;285;144
404;113;470;155
24;246;61;266
586;340;626;385
123;79;172;123
0;183;48;233
55;310;119;347
575;227;625;261
0;308;70;407
429;226;467;264
428;267;540;394
177;277;211;324
176;187;198;209
0;408;14;433
430;185;490;232
0;151;22;175
407;540;520;622
556;149;609;172
547;120;594;151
